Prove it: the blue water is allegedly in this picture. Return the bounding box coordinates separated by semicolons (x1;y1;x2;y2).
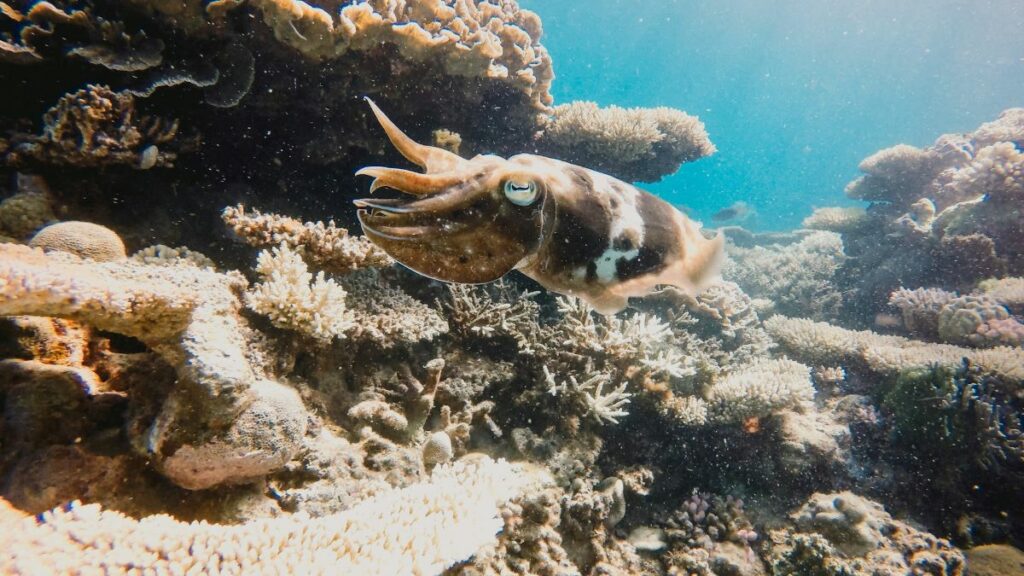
521;0;1024;230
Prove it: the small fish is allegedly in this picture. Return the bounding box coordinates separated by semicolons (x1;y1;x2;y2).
711;201;754;223
353;98;724;314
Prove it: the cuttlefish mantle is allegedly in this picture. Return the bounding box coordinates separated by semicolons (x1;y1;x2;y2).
353;98;724;314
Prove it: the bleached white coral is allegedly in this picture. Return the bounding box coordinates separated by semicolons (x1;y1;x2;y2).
543;365;632;425
246;243;353;342
0;456;544;576
707;358;815;423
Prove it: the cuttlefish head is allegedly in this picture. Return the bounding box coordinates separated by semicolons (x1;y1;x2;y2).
354;98;552;283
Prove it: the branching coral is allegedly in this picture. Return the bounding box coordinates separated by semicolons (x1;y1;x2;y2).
724;230;845;320
340;269;449;346
706;358;815;423
536;100;716;182
543;365;632;425
247;243;354;342
6;85;182;168
844;144;942;204
222;205;392;275
889;287;1024;348
0;456;545;575
764;315;1024;381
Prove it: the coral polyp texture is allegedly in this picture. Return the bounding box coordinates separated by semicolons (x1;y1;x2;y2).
0;456;543;575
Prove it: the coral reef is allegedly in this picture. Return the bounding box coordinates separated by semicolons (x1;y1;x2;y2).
769;492;965;575
724;230;846;320
1;456;544;575
536;100;716;183
829;109;1024;323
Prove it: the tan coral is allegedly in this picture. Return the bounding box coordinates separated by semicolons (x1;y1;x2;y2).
7;85;180;168
0;243;308;489
29;221;127;262
844;144;941;203
249;0;553;110
0;456;546;575
707;358;815;423
536;100;715;182
0;175;56;240
764;315;1024;380
801;206;869;233
222;204;392;274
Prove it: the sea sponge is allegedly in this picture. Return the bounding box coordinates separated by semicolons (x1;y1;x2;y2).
536;100;715;182
29;221;127;262
246;243;354;342
0;456;545;575
707;358;815;423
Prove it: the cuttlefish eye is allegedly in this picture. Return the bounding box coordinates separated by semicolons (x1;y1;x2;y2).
503;179;539;206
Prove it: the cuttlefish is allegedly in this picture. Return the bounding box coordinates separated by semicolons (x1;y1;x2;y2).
354;98;724;314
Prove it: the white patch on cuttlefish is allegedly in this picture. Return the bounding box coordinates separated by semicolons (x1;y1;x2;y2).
592;173;644;283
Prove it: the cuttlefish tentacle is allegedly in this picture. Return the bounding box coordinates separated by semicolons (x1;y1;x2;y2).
353;99;724;313
355;166;467;196
365;97;468;174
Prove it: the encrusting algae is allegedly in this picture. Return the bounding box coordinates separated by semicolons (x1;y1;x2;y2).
0;0;1021;575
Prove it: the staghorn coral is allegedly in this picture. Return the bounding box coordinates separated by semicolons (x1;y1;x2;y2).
724;230;845;321
0;455;545;575
543;365;632;425
246;243;354;342
536;100;715;182
0;242;308;490
250;0;553;111
706;358;815;423
6;85;181;169
222;205;392;275
29;220;127;262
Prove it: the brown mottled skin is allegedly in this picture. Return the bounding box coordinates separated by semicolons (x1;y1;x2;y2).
354;98;724;314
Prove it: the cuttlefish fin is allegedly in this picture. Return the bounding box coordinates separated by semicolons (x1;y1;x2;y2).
364;97;469;174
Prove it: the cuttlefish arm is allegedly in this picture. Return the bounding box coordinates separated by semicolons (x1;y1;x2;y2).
353;99;723;314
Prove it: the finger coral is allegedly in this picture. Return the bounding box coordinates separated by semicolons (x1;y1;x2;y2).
247;243;354;342
536;100;716;182
0;455;544;576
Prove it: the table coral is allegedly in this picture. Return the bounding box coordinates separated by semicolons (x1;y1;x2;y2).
536;100;716;182
0;456;543;576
